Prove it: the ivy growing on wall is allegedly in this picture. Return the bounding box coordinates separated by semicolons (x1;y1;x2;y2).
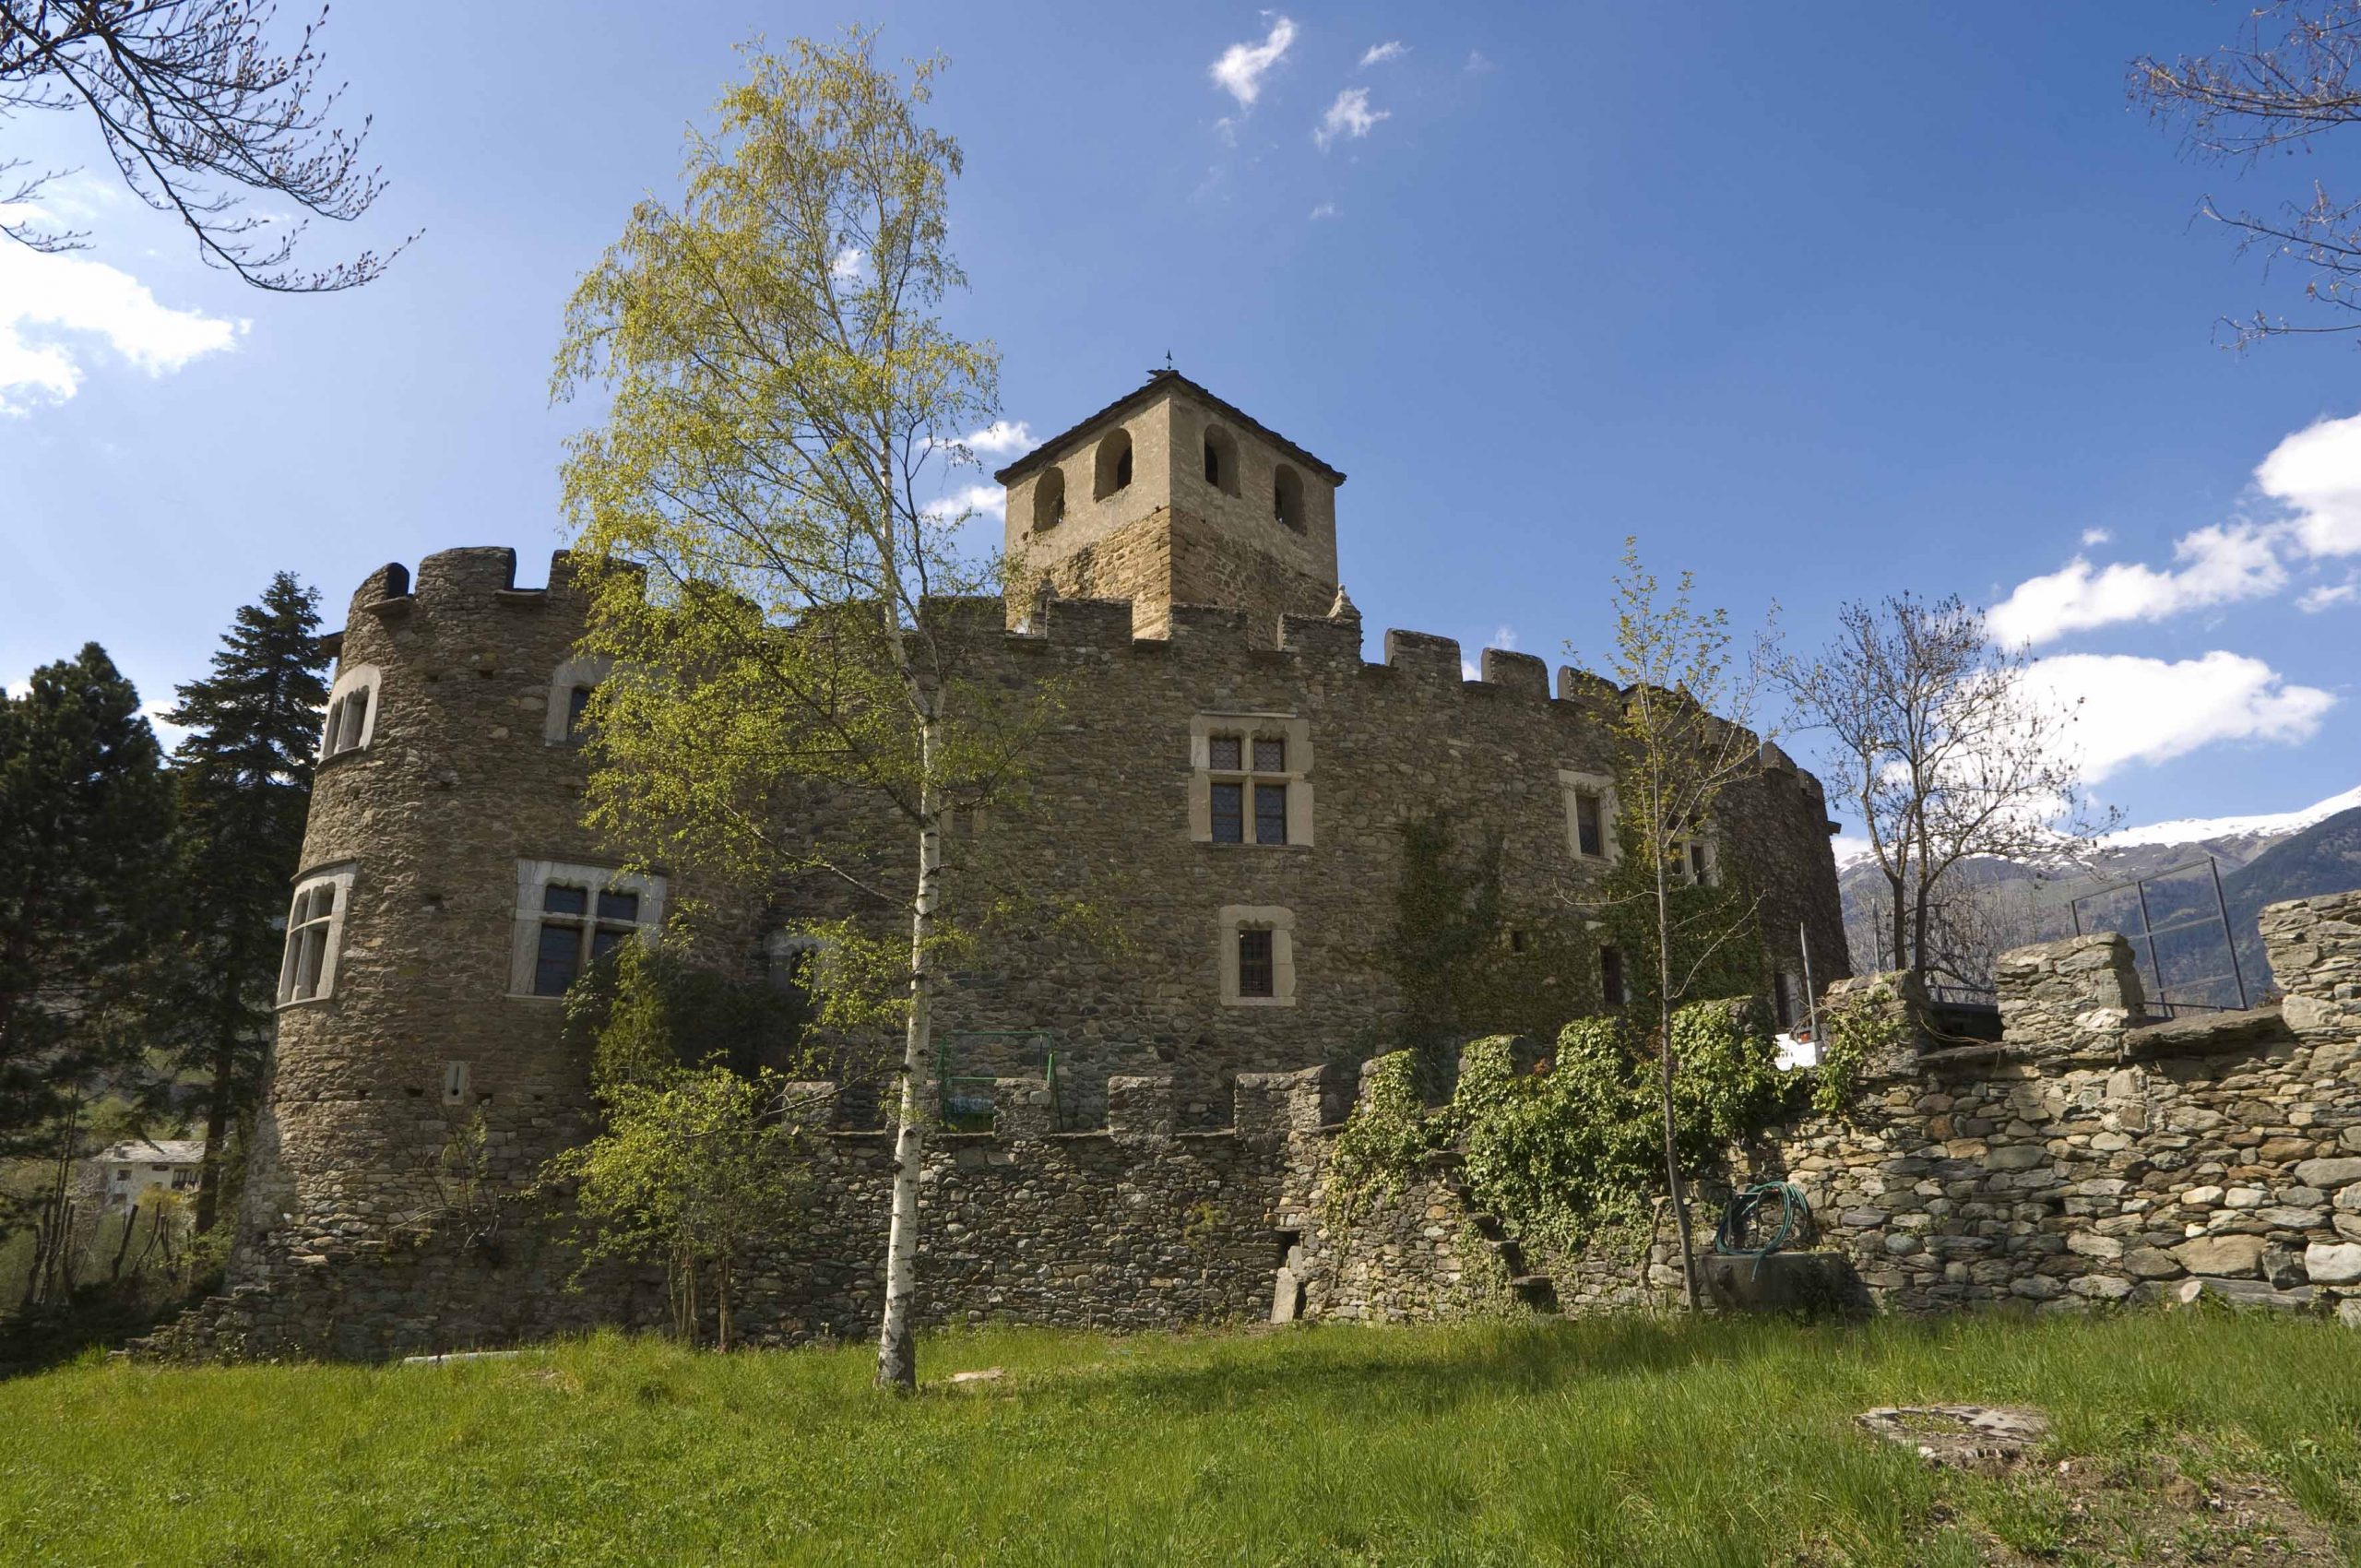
1376;811;1602;1091
1809;985;1904;1117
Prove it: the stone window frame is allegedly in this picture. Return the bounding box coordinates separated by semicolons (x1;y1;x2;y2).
276;862;357;1007
320;665;382;760
1675;833;1719;887
1189;712;1313;848
1218;905;1298;1008
507;859;667;1000
1558;769;1620;864
544;656;613;745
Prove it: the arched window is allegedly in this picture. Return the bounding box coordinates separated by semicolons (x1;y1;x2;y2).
544;656;612;744
1093;428;1133;500
1033;465;1066;530
1202;424;1240;496
320;665;382;760
1273;465;1305;531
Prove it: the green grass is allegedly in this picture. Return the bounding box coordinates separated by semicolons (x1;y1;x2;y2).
3;1310;2359;1566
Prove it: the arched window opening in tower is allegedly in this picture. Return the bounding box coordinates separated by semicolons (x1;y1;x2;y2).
1034;466;1066;530
1094;428;1133;500
1202;424;1240;495
1273;464;1304;531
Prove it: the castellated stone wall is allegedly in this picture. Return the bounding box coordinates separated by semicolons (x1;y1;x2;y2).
1252;891;2361;1327
153;540;1845;1360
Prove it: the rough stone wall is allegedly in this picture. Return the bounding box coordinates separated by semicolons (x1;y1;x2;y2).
143;1073;1308;1361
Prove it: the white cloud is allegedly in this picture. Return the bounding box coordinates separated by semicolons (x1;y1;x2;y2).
1987;522;2287;647
2299;577;2358;612
2023;650;2334;782
829;246;865;282
2081;527;2111;546
956;420;1038;458
1359;41;1406;67
1491;624;1517;649
2255;409;2361;559
1307;201;1340;220
1314;88;1390;151
1210;16;1297;109
922;482;1006;526
0;218;243;414
1465;50;1497;74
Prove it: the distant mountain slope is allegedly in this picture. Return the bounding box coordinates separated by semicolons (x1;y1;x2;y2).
1833;784;2361;1004
2227;806;2361;996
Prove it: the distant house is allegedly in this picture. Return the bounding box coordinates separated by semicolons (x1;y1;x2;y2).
89;1140;205;1211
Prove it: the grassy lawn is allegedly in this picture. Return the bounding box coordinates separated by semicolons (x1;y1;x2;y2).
4;1310;2360;1566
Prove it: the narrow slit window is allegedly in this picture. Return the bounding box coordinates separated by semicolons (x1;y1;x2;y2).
1601;945;1627;1007
1238;928;1275;998
1688;842;1712;885
1204;439;1220;485
565;683;595;741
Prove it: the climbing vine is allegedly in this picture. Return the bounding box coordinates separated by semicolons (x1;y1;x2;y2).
1809;986;1904;1117
1452;1004;1795;1256
1322;1051;1436;1231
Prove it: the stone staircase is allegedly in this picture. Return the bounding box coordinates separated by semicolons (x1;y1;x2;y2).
1438;1161;1559;1313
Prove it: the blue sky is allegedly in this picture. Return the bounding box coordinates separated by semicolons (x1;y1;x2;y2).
2;2;2355;834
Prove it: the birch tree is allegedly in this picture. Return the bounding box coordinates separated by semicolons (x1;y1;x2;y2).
552;31;1044;1393
1599;541;1775;1312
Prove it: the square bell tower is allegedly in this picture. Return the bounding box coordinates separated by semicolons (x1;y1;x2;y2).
994;370;1347;645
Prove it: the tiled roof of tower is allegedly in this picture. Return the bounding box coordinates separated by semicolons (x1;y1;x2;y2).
992;369;1348;486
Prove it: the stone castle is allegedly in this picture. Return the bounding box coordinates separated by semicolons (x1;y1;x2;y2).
167;375;2361;1352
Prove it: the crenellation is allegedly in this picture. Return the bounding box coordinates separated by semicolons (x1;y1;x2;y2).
416;546;525;599
1477;647;1549;697
1381;627;1462;684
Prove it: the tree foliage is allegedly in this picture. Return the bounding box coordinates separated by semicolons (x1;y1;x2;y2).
1592;540;1777;1309
551;30;1043;1391
543;949;813;1354
2134;1;2361;344
0;644;172;1160
152;572;327;1231
0;0;403;289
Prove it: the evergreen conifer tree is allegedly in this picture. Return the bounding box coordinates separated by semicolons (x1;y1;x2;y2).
157;574;328;1232
0;645;173;1155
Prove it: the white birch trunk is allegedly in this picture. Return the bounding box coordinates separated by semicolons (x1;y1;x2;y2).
874;715;939;1392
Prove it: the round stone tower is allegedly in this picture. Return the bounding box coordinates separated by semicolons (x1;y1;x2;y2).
239;547;643;1258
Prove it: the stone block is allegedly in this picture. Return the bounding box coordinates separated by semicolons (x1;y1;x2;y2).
2172;1234;2265;1277
2296;1157;2361;1189
2305;1242;2361;1285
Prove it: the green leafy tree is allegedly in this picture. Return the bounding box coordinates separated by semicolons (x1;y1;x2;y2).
1594;541;1776;1310
544;945;813;1351
0;646;172;1300
154;572;328;1233
552;32;1053;1391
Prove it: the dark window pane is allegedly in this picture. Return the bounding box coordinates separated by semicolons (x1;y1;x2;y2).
1689;843;1710;883
1209;735;1241;771
535;923;582;995
596;889;639;923
294;927;327;999
589;925;630;961
1601;945;1626;1006
542;883;587;916
1204;440;1220;484
567;684;594;738
1211;782;1244;843
1254;783;1287;845
1252;736;1285;772
1576;793;1604;858
1238;928;1275;997
1115;447;1132;488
